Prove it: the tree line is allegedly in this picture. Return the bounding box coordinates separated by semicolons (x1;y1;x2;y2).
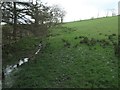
1;0;66;45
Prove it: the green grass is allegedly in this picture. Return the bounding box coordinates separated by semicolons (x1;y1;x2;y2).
4;16;118;88
51;16;118;39
2;36;42;67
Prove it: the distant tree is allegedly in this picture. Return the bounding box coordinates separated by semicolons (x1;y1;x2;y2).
111;9;116;16
24;1;53;36
50;5;66;24
59;9;66;23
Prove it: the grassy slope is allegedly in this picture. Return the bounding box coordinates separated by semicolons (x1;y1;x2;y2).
2;37;42;67
10;16;118;88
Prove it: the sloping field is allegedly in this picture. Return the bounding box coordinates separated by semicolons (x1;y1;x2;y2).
4;16;118;88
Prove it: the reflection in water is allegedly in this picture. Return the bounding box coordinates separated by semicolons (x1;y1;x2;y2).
3;57;30;88
24;58;29;63
35;49;41;55
2;43;42;88
5;65;13;75
4;58;30;76
19;60;24;66
3;43;42;76
13;65;17;69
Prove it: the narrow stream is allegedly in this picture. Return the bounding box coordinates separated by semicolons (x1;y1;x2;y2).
2;43;42;88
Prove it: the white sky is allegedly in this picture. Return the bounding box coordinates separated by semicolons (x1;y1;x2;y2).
40;0;119;22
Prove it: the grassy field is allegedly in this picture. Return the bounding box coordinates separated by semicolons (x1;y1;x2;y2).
3;16;118;88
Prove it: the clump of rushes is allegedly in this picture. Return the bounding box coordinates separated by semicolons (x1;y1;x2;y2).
62;39;71;48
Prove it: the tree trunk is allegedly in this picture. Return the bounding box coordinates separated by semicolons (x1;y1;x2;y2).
13;2;17;41
61;17;63;23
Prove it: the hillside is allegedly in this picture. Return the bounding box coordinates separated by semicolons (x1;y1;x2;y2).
3;16;119;88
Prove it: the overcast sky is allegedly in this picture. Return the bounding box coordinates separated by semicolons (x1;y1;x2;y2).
40;0;119;22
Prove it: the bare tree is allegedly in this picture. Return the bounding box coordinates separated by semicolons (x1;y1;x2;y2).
59;9;66;23
50;5;66;24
